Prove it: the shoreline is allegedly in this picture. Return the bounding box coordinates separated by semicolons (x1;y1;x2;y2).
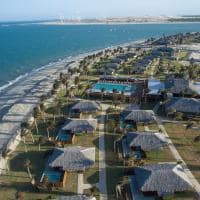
0;38;145;94
0;37;145;173
37;21;200;26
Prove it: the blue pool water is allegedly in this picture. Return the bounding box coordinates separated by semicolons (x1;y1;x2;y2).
93;82;134;93
57;132;71;141
44;170;63;183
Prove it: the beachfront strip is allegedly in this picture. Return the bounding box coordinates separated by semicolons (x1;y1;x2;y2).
0;32;200;200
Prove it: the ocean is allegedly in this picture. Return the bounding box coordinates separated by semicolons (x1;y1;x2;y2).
0;22;200;88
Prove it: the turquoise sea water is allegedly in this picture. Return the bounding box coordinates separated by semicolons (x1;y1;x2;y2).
0;22;200;87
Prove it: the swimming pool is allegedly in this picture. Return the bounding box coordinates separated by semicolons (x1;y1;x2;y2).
57;132;72;142
92;82;134;93
43;170;63;183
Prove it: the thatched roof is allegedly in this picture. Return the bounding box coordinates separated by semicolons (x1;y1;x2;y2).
165;97;200;114
125;110;154;123
123;132;167;152
120;104;140;120
48;147;95;172
62;119;97;133
134;163;191;196
71;101;100;113
165;78;191;94
57;196;95;200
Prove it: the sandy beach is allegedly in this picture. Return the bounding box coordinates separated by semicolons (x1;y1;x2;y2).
0;39;145;172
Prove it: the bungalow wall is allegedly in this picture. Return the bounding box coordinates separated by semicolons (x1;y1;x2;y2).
62;171;68;187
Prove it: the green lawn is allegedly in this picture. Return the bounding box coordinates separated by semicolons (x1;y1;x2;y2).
0;88;100;199
104;110;124;200
164;122;200;183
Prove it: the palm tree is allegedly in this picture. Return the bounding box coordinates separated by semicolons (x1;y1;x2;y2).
15;191;25;200
40;103;46;123
21;122;34;143
51;106;57;122
42;175;52;192
74;76;80;86
77;84;83;96
65;81;69;96
33;107;40;134
56;99;63;117
65;89;70;103
24;159;32;179
46;121;54;139
112;89;118;107
83;65;88;78
101;88;105;101
40;95;48;103
38;136;46;151
20;128;28;152
59;72;64;80
186;122;194;130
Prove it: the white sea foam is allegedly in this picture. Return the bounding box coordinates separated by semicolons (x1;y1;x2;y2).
0;39;145;94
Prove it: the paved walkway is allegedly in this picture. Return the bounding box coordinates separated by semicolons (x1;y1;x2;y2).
77;173;93;194
153;102;160;113
154;116;200;197
98;104;109;200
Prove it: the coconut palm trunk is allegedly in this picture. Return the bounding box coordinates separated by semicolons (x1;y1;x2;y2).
24;159;32;179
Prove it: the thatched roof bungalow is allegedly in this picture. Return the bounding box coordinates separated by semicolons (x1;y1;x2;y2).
116;131;168;158
47;147;95;172
131;163;192;197
71;101;101;118
165;78;193;96
165;97;200;115
124;110;155;124
120;104;140;120
41;147;95;187
62;119;97;135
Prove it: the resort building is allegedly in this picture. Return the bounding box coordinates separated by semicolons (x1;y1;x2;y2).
123;110;155;127
56;119;97;144
115;52;135;61
129;163;191;200
115;131;168;159
165;97;200;116
120;104;140;121
165;77;193;97
126;163;192;199
70;101;101;119
88;76;148;100
41;146;95;187
188;51;200;62
146;79;165;101
62;119;97;134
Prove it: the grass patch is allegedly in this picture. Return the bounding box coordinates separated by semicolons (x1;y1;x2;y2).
164;122;200;183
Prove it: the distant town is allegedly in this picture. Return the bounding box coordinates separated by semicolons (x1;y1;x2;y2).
40;15;200;25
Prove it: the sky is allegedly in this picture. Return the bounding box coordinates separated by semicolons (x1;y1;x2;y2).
0;0;200;21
